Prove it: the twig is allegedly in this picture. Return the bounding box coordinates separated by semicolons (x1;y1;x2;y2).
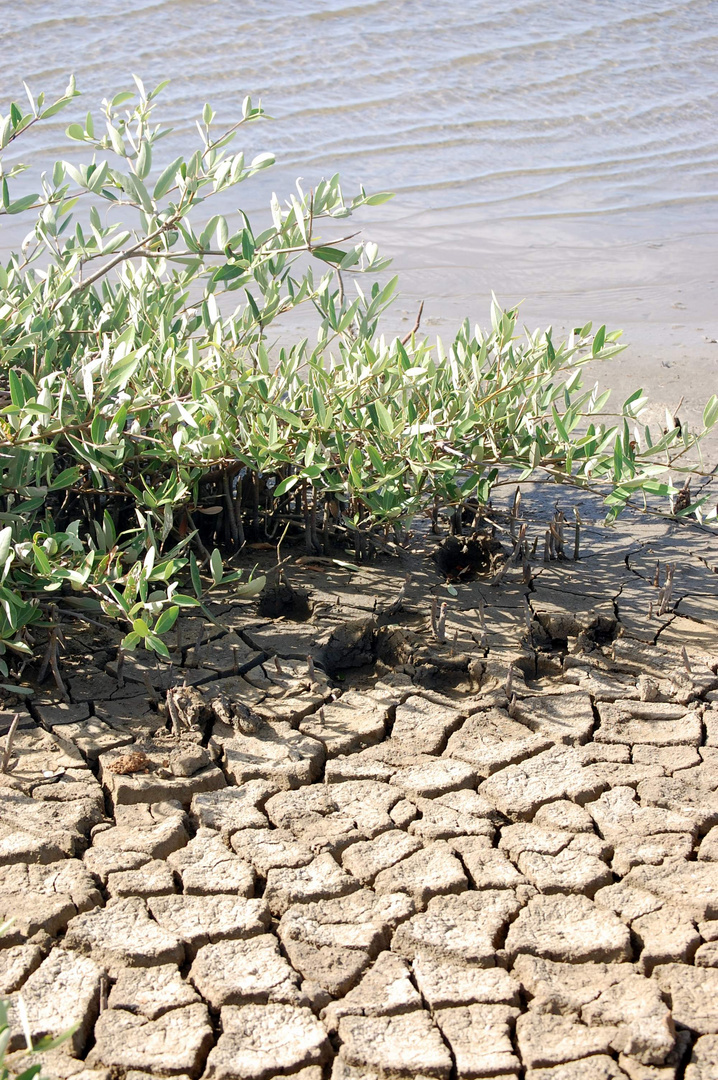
436;602;447;644
430;596;439;637
1;714;20;774
141;671;159;707
505;665;514;699
401;300;425;346
681;646;692;673
166;689;183;738
573;508;581;561
193;625;204;668
116;647;125;689
48;631;69;703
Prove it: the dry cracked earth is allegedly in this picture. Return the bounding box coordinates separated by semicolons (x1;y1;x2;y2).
2;506;718;1080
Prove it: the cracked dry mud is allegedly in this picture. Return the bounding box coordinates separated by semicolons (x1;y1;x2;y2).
3;504;718;1080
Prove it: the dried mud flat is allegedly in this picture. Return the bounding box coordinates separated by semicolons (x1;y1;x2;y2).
2;501;718;1080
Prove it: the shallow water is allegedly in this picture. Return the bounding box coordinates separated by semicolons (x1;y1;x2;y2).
2;0;718;420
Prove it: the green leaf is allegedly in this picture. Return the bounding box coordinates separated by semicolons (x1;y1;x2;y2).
234;575;266;598
0;527;12;567
190;552;203;599
273;475;299;497
154;605;179;635
210;547;223;585
153;156;184;200
703;395;718;429
66;123;86;141
592;325;606;355
173;593;201;607
312;246;347;264
146;632;170;659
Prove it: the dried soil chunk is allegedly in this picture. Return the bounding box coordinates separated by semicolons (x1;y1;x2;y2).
413;956;520;1009
653;964;718;1034
533;800;595;833
278;890;413;997
191;784;273;834
0;791;102;861
685;1035;718;1080
230;827;314;874
0;858;100;912
478;746;606;821
636;776;718;833
633;745;701;773
189;935;302;1008
330;780;404;836
3;1050;111;1080
594;702;702;746
435;1003;520;1078
525;1057;625;1080
279;889;413;952
512;693;596;746
64;897;184;974
83;848;150;884
88;1004;213;1078
222;721;325;789
107;859;176;898
6;949;100;1054
391;757;478;799
390;695;464;755
408;797;496;842
587;786;697;842
99;748;226;807
42;716;133;760
516;1012;616;1069
373;842;467;908
264;852;359;916
632;906;700;972
167;829;255;895
611;833;694;877
108;964;199;1019
337;1012;452;1079
91;813;189;860
505;894;632;963
499;822;609;861
0;944;43;994
699;826;718;861
449;836;526;890
695;941;718;967
581;974;675;1065
444;709;551;776
147;894;270;951
321;952;422;1033
517;843;612;897
204;1003;330;1080
299;692;388;756
625;861;718;921
392;890;521;965
341;830;423;884
513;955;637;1015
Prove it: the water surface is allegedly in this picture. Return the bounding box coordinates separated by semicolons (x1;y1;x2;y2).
2;0;718;424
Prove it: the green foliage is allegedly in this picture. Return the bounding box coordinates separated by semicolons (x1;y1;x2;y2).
0;77;715;689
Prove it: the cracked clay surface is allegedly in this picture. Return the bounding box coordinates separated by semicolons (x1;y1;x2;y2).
2;498;718;1080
